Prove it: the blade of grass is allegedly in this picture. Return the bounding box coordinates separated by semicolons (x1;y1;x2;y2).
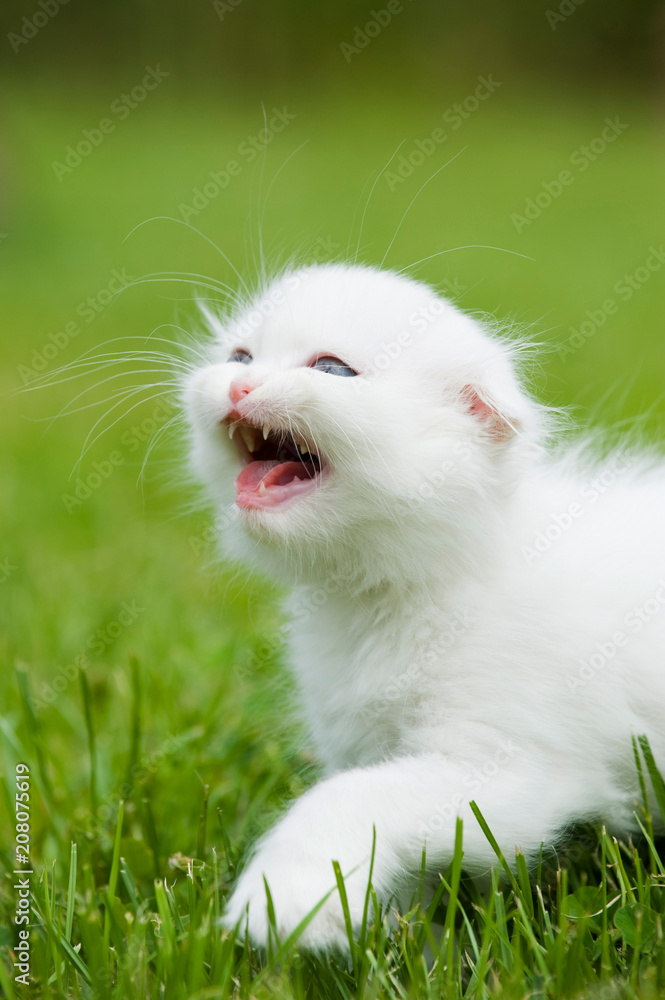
359;826;377;952
154;878;176;966
332;860;358;971
141;795;160;878
14;663;57;820
217;807;235;875
120;856;141;909
125;654;142;790
638;734;665;825
0;941;16;1000
79;672;97;817
515;848;534;919
443;816;464;989
634;814;665;877
469;800;520;896
103;800;124;951
262;875;279;961
196;781;209;864
252;883;340;981
65;842;77;942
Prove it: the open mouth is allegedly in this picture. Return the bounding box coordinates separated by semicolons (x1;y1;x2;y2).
223;416;324;510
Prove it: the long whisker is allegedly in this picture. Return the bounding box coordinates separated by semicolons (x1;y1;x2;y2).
257;140;311;286
346;165;382;262
32;349;196;376
111;273;240;304
39;370;183;426
137;413;184;486
354;140;406;263
122;216;252;300
380;147;468;268
127;270;239;296
73;386;177;477
37;331;207;370
21;355;195;394
396;244;535;275
94;329;208;354
251;102;271;291
15;341;201;397
139;325;212;361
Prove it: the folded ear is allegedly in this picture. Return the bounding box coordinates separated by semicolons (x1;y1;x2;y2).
461;384;520;443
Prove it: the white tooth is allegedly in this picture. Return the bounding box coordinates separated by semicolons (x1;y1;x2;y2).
240;425;257;453
258;482;266;495
228;423;236;440
263;425;270;440
299;443;308;455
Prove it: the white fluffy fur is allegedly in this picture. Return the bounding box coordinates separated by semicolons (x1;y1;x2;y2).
184;262;665;951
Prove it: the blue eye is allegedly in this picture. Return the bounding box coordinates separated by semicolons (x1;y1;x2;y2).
310;355;358;377
228;350;252;364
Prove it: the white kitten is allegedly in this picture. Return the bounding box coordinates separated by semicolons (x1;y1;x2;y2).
183;262;665;951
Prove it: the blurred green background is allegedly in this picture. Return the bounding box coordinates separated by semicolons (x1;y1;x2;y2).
2;0;665;902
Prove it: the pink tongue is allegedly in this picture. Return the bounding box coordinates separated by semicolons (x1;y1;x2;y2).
235;460;280;493
235;460;318;509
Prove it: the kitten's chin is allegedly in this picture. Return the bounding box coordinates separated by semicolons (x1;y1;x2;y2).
222;502;327;584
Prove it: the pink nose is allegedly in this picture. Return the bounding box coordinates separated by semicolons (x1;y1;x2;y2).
229;379;254;407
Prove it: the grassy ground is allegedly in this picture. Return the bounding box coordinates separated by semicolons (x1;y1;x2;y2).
2;79;665;998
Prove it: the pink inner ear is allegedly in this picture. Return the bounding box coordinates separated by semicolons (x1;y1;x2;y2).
462;385;513;442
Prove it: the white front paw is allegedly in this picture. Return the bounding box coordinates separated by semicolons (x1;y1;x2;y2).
224;836;368;952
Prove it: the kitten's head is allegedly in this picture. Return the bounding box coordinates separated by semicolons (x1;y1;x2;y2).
184;263;542;588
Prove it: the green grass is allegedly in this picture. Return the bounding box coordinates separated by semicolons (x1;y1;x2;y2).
2;78;665;998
